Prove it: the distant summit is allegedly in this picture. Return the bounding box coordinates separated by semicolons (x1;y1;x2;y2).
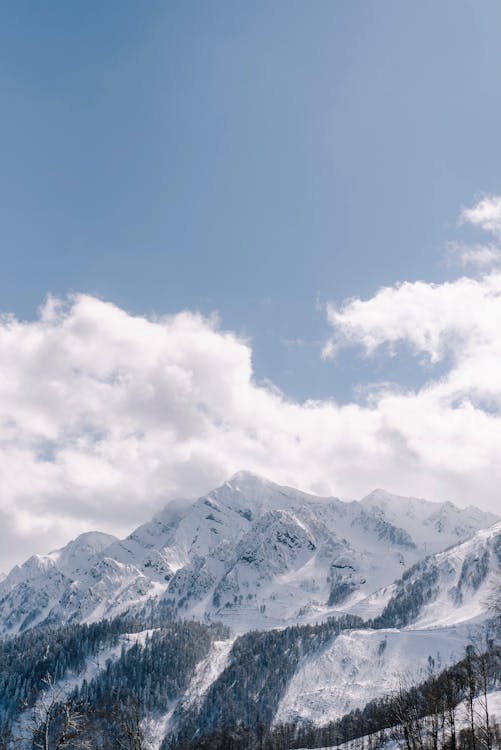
0;473;498;636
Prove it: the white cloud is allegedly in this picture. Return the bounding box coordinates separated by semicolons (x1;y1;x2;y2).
445;242;501;269
2;196;501;571
320;263;501;506
460;194;501;237
442;195;501;270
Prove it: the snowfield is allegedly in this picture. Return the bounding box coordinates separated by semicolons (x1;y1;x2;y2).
274;626;474;726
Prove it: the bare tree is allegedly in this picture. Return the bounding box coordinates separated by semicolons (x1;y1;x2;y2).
27;674;90;750
0;729;21;750
391;676;425;750
442;665;463;750
422;659;446;750
464;646;479;750
466;630;499;750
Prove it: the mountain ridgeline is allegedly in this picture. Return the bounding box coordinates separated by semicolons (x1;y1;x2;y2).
1;472;500;749
1;472;498;636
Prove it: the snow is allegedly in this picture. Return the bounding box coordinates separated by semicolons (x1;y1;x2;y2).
48;531;118;576
142;637;235;748
290;690;501;750
12;628;159;743
50;627;158;697
361;490;499;555
274;517;501;731
2;474;500;750
407;521;501;630
143;707;178;750
275;626;473;727
178;638;235;712
0;473;498;637
456;689;501;729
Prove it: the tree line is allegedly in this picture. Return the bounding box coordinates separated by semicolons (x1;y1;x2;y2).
1;606;500;750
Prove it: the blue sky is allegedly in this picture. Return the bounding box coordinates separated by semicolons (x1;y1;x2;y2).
2;0;500;402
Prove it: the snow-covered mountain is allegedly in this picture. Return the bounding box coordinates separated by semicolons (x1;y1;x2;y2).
361;488;498;553
275;519;501;728
375;519;501;629
1;473;501;750
274;625;470;727
0;471;498;637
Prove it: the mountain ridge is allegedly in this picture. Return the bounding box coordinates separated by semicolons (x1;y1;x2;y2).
0;471;498;637
1;473;501;749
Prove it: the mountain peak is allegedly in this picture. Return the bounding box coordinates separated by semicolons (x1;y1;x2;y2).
363;488;424;503
0;476;498;638
49;530;118;576
226;470;273;487
361;488;439;514
50;530;118;558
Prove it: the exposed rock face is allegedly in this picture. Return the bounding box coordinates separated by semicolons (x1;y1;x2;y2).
0;471;498;636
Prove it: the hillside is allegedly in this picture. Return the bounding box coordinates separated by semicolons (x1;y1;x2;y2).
1;474;500;749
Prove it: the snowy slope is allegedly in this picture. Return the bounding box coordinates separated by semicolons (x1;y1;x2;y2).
291;690;501;750
275;626;471;727
274;520;501;729
361;489;498;554
374;521;501;630
0;472;498;637
2;473;500;750
11;626;161;742
0;532;167;635
141;473;498;631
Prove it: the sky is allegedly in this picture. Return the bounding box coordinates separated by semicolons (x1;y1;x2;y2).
0;1;500;571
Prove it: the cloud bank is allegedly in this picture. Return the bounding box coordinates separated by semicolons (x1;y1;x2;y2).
1;196;501;570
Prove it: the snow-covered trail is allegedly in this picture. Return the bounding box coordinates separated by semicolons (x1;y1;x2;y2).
143;636;235;750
